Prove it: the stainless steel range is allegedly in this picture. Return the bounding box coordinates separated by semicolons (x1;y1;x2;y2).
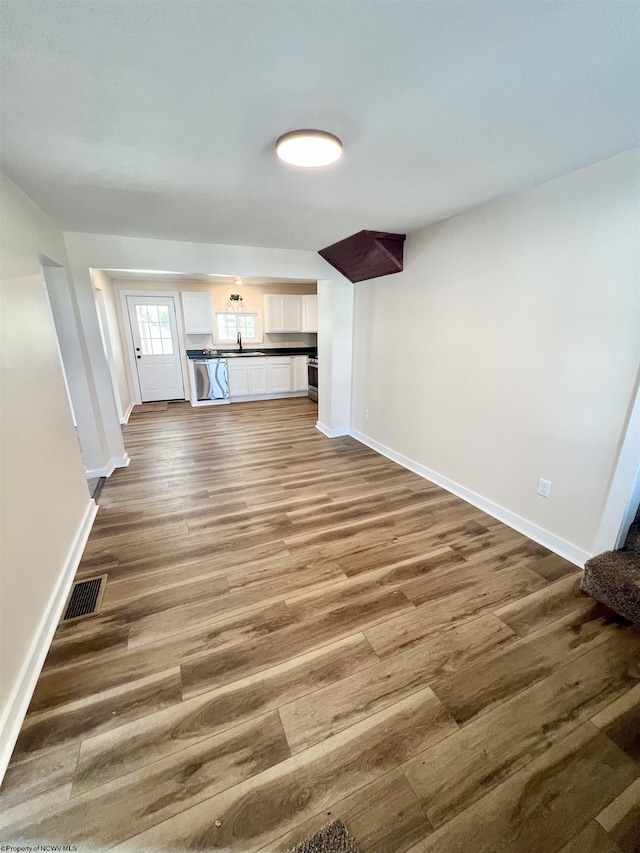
307;356;318;402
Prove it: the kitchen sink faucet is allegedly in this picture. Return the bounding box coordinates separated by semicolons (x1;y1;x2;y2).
237;331;243;352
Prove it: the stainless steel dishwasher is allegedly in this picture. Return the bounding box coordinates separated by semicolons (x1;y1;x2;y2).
193;359;230;401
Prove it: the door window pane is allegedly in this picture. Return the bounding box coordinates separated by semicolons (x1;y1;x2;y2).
136;304;174;355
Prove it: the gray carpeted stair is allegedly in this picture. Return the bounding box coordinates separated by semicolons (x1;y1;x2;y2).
580;505;640;624
287;821;359;853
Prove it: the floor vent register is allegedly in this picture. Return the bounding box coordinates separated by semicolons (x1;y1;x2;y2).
60;575;108;623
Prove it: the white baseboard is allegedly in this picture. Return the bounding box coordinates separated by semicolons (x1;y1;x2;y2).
229;391;309;404
316;422;350;438
85;453;130;479
120;402;134;425
350;428;591;569
0;499;99;783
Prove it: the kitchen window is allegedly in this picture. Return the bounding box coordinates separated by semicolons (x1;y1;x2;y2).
214;311;262;344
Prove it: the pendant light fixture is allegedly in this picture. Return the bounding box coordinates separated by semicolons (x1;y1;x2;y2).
276;130;343;167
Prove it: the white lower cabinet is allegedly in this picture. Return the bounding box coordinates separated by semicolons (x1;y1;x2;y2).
228;358;268;396
292;355;308;391
267;358;292;393
228;361;250;396
227;355;310;400
247;361;268;394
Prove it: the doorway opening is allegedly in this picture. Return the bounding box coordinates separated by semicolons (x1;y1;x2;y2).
41;261;93;492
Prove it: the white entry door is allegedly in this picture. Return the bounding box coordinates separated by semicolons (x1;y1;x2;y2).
126;296;185;402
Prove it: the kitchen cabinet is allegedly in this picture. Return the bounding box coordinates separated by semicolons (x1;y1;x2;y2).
264;294;315;333
291;355;308;391
182;292;214;335
225;354;311;400
301;295;318;332
228;358;268;396
264;295;286;332
227;361;249;396
284;296;302;332
247;360;268;394
267;357;292;393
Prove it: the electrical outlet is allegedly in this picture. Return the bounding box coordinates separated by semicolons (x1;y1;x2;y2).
364;408;369;420
538;478;551;498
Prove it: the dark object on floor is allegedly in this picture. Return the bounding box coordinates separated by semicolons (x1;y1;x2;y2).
286;820;360;853
581;550;640;624
61;575;108;623
624;504;640;554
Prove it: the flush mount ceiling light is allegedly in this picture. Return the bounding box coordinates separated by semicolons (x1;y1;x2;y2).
234;278;244;285
275;130;342;167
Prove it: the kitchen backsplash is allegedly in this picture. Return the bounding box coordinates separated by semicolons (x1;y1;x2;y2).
185;331;317;350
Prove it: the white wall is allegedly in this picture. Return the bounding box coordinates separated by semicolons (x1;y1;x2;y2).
351;150;640;562
91;269;135;421
317;278;354;437
0;175;97;779
63;233;351;433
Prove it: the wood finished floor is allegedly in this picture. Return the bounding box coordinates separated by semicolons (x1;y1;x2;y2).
2;398;640;853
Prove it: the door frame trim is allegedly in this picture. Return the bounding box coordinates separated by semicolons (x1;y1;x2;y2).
119;290;189;405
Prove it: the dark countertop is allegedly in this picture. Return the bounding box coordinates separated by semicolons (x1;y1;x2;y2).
187;347;317;360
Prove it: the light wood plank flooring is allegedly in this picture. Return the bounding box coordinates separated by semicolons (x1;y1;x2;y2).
2;398;639;852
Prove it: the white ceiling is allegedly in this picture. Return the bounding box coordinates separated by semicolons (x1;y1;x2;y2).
1;1;638;251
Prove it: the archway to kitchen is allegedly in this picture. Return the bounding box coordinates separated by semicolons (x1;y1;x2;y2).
94;271;321;416
61;230;354;476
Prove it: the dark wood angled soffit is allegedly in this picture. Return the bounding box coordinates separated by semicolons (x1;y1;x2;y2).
318;230;406;283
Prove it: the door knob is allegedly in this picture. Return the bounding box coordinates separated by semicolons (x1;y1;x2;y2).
137;355;142;359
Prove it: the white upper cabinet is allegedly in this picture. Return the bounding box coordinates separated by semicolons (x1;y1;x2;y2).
264;295;286;332
301;295;318;332
284;295;303;332
182;292;214;335
264;293;316;333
